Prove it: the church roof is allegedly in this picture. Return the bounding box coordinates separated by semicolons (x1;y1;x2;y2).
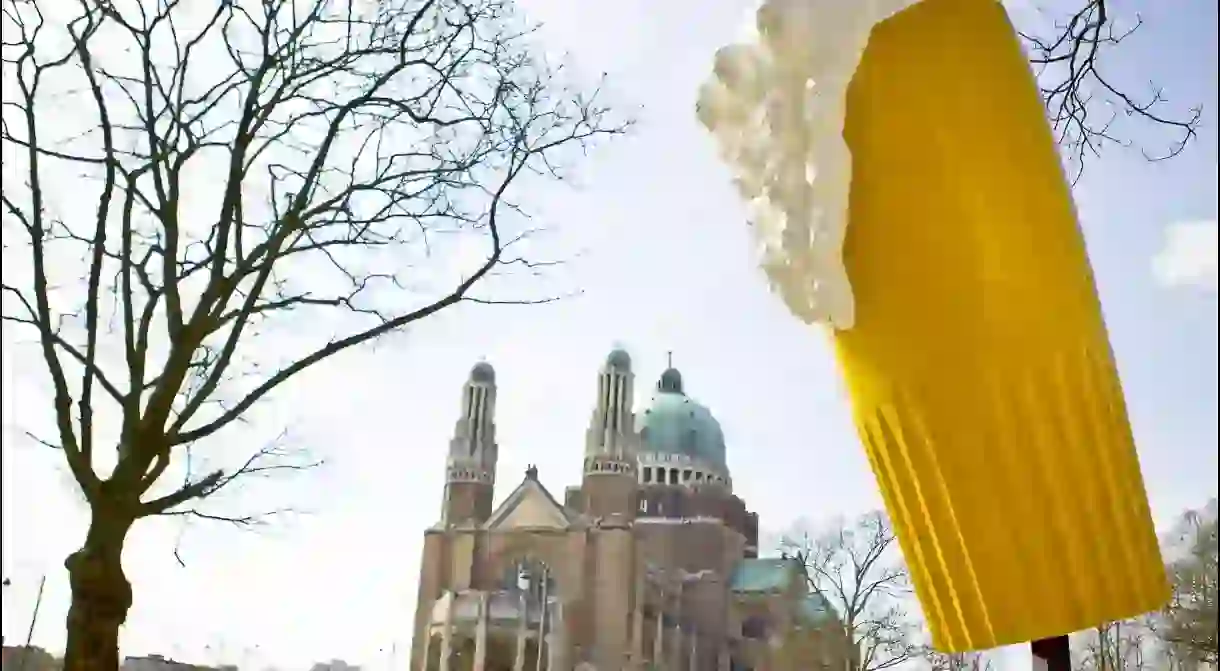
798;592;837;625
730;558;842;625
484;467;575;530
728;557;804;594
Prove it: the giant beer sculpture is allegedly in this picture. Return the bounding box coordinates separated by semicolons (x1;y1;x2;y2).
698;0;1169;655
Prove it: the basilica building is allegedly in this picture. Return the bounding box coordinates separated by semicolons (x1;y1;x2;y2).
409;350;855;670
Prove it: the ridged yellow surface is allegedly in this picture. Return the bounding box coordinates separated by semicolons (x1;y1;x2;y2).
836;0;1170;651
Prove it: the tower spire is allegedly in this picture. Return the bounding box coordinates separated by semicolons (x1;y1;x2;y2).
582;348;639;522
588;347;636;455
442;361;499;525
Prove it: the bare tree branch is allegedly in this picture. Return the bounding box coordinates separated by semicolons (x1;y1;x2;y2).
784;512;921;671
141;432;318;517
1018;0;1203;181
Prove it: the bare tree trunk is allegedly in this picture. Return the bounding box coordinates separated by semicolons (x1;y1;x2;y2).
63;498;135;671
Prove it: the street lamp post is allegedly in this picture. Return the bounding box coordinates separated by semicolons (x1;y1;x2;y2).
15;576;47;671
2;576;10;646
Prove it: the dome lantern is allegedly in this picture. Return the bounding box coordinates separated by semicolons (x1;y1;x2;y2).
657;367;684;394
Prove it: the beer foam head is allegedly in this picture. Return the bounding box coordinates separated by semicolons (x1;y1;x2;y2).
697;0;927;330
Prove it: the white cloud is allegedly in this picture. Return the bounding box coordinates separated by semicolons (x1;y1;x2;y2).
1152;220;1218;292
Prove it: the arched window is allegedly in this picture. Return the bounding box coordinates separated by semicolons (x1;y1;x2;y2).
741;615;770;640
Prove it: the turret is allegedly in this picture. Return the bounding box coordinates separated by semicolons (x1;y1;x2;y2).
581;348;639;522
441;361;498;525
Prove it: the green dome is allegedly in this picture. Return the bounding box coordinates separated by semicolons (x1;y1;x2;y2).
636;381;726;467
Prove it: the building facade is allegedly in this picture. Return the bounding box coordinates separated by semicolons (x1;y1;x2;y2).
409;350;854;671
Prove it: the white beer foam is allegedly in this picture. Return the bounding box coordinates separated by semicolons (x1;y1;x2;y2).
697;0;927;330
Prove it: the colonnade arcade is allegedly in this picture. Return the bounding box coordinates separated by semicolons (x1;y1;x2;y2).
420;589;560;671
632;567;732;671
420;558;561;671
420;559;736;670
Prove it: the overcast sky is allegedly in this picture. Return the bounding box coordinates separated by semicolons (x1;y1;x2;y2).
2;0;1216;669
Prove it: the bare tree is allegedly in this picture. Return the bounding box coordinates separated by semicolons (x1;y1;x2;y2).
1075;618;1158;671
1154;499;1218;669
0;0;625;668
1018;0;1203;181
784;512;921;671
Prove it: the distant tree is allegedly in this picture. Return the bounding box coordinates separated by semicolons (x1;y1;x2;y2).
921;649;994;671
1074;501;1218;671
0;646;60;671
1019;0;1203;181
0;0;625;668
1154;499;1218;669
784;511;921;671
307;661;362;671
1074;617;1158;671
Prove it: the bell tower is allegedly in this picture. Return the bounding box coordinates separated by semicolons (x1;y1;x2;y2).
441;361;498;525
581;348;639;522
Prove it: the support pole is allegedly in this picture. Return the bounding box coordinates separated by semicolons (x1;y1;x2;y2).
547;602;564;671
474;592;488;671
632;570;645;665
689;626;698;671
535;567;549;671
672;580;685;669
439;592;455;671
671;623;682;670
514;593;528;671
1030;635;1071;671
420;627;432;671
654;596;665;665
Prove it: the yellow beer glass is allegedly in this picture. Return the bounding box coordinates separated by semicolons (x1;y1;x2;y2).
699;0;1170;652
837;0;1168;650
